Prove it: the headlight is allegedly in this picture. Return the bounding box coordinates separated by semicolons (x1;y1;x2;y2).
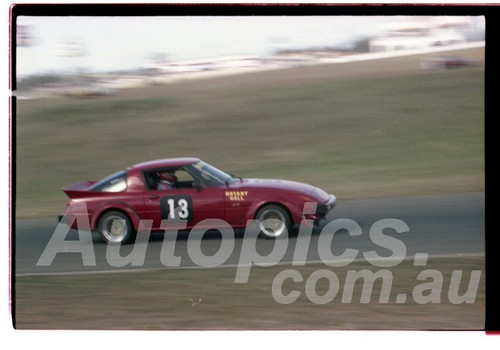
314;188;330;201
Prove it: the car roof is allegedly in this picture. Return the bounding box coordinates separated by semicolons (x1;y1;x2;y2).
130;157;200;171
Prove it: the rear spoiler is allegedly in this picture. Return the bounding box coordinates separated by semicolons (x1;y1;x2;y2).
62;180;96;198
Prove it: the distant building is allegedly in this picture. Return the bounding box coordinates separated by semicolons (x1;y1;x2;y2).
17;25;34;47
369;18;469;53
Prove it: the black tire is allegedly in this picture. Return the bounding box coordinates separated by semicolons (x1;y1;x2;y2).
98;211;135;244
255;204;291;239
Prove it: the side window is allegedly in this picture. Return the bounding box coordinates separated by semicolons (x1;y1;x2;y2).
144;172;161;190
174;169;195;185
144;168;197;190
90;170;127;192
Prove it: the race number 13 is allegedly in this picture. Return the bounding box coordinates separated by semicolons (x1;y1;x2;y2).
160;195;193;221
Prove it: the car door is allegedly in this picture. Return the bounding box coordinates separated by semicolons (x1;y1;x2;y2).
142;169;225;230
224;189;253;228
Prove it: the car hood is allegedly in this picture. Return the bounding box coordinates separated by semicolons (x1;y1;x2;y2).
233;178;332;202
231;178;316;195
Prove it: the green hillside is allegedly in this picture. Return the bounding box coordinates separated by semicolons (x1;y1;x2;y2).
15;48;485;217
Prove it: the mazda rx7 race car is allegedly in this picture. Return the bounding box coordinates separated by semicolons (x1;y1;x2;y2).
60;158;336;243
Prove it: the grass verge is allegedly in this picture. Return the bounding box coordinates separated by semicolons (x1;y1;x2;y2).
15;48;484;217
15;256;484;330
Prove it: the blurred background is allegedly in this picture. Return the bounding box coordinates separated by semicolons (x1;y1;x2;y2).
14;16;485;218
16;16;485;96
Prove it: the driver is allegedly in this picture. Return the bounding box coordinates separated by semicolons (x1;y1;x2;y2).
157;170;178;190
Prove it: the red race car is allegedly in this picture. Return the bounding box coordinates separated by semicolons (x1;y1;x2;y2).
60;158;336;243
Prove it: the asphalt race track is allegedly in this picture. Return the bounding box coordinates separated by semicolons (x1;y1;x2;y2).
14;192;484;276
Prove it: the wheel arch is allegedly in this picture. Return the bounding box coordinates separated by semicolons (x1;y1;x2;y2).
91;204;142;231
252;201;296;225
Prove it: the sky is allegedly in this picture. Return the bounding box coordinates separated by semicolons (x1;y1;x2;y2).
15;15;484;76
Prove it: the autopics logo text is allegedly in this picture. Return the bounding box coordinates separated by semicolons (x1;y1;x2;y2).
37;202;482;305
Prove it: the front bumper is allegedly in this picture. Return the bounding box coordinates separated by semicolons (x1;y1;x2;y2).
316;194;337;218
302;194;337;225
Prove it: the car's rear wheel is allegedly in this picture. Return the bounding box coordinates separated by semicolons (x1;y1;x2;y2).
256;204;291;239
98;211;135;244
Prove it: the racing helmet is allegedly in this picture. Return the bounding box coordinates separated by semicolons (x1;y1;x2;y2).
160;171;177;183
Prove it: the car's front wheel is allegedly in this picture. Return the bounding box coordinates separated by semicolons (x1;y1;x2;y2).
256;204;291;239
98;211;135;244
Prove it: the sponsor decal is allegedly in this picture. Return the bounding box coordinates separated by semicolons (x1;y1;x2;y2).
225;191;249;201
